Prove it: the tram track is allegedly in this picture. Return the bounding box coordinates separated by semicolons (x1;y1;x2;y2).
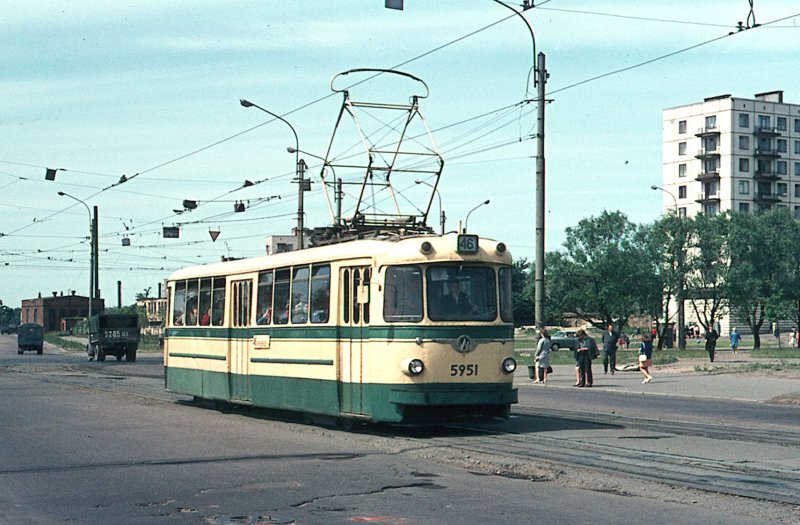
431;411;800;506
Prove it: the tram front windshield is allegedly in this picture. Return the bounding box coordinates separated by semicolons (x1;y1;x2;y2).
426;266;497;321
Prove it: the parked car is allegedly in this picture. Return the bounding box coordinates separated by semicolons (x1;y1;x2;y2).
1;324;18;334
550;330;579;351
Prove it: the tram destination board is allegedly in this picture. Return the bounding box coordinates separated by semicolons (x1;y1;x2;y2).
457;234;479;254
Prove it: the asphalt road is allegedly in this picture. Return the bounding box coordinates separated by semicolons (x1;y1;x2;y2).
0;334;796;524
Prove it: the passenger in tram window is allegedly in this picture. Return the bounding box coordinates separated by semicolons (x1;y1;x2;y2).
186;307;198;326
292;300;308;324
440;277;473;315
173;310;184;326
200;308;211;326
212;299;224;326
257;306;272;325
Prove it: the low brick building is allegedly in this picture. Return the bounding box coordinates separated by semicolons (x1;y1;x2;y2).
20;292;104;333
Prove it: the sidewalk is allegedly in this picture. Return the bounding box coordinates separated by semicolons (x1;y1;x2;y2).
517;350;800;404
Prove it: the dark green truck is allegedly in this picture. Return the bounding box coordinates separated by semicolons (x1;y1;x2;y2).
88;314;140;362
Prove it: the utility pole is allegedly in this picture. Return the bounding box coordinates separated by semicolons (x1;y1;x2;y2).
534;52;548;330
296;159;307;250
92;206;100;309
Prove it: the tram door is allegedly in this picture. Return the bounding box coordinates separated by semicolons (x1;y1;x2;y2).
339;266;371;415
229;279;252;402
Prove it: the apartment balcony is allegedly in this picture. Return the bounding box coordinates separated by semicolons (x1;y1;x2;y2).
754;126;780;136
695;193;721;204
753;191;782;203
753;147;781;158
694;149;720;160
695;126;720;137
695;171;720;182
753;170;781;181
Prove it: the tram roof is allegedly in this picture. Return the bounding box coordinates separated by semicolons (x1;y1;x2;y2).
167;233;511;281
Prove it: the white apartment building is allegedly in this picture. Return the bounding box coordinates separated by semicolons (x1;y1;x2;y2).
662;91;800;336
662;90;800;218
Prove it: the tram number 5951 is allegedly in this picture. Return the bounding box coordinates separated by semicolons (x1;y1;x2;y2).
450;364;478;376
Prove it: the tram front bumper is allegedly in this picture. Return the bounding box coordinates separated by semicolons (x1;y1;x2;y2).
388;385;518;406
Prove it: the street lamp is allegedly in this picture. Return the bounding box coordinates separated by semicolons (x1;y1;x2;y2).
415;179;445;235
464;199;490;233
651;184;678;214
651;184;685;350
240;99;306;250
57;191;93;329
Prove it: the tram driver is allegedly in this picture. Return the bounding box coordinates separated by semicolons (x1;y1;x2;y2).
440;276;474;315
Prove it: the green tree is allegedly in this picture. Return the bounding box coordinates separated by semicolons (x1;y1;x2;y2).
685;212;731;334
511;258;534;327
546;211;657;331
727;209;797;349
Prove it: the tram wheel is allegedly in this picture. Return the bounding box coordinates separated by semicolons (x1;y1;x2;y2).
96;347;106;362
116;354;123;361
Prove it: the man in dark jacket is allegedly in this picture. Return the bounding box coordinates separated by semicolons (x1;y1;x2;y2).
601;324;619;375
575;329;598;387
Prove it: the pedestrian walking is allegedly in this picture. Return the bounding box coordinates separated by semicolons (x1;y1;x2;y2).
705;326;719;362
575;329;598;388
789;328;796;349
533;328;551;384
730;327;742;354
639;333;653;383
601;324;619;375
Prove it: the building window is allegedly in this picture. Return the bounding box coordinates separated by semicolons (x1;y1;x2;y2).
777;161;787;175
777;139;787;153
795;206;800;219
678;207;687;218
678;142;686;155
794;184;800;198
704;158;718;173
795;162;800;177
678;163;686;178
704;136;717;151
739;113;749;128
739;202;750;213
739;180;750;194
739;158;749;172
757;159;772;174
678;120;687;134
678;185;687;199
758;115;771;129
777;116;787;131
794;141;800;155
739;135;749;150
795;118;800;133
777;182;788;196
705;115;717;130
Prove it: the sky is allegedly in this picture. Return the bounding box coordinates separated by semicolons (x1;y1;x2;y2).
2;1;800;307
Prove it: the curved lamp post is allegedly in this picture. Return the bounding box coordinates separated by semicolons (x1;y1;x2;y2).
415;179;445;235
651;184;685;350
57;191;93;324
464;199;490;233
240;99;305;250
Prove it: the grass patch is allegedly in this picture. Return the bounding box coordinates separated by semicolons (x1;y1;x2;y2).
44;333;162;354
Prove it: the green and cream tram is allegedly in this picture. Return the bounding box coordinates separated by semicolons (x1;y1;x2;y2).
164;233;518;424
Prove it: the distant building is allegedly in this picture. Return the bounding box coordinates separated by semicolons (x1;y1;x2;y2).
662;91;800;335
20;291;104;333
265;235;297;254
662;90;800;218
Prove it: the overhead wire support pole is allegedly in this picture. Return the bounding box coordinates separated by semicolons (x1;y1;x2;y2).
534;52;547;330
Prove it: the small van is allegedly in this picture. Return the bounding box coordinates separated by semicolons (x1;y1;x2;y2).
17;323;44;354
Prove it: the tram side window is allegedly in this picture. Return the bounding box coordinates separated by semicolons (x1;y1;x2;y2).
198;278;212;326
256;270;274;325
384;266;422;323
427;266;497;322
291;265;310;324
273;268;291;325
499;267;513;323
310;265;330;323
211;277;226;326
185;279;199;325
173;281;187;326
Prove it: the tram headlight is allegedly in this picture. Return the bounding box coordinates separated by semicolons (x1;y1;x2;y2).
402;358;425;376
496;242;507;254
502;357;517;374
